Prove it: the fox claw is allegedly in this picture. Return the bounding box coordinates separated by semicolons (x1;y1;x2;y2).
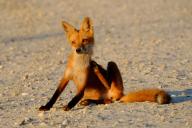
39;105;50;111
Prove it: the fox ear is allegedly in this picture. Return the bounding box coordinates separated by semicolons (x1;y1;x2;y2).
61;21;75;33
80;17;93;32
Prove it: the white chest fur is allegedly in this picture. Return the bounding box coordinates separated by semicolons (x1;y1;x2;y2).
73;54;90;70
71;53;90;86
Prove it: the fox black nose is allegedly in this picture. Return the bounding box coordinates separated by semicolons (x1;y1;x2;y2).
76;48;82;53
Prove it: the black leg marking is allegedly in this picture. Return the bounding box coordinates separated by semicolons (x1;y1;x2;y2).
39;88;64;111
63;89;85;111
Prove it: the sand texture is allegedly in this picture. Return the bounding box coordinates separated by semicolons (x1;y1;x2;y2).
0;0;192;128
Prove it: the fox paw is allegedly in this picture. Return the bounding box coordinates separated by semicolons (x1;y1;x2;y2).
63;105;70;111
79;100;90;106
39;105;50;111
104;99;112;104
90;61;98;68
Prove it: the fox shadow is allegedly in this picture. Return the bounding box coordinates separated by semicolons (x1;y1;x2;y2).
168;89;192;103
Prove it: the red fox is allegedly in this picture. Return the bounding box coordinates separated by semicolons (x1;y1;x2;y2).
39;17;171;111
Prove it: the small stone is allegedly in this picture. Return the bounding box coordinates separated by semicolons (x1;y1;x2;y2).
138;63;145;71
23;74;29;80
170;111;175;117
142;67;152;75
20;117;33;126
12;89;21;96
21;93;28;96
50;108;57;113
39;67;43;71
40;122;47;126
112;122;119;127
130;76;137;81
170;94;176;97
14;122;18;126
10;70;15;74
181;59;189;64
50;121;54;125
62;119;69;126
118;119;124;123
0;65;3;69
160;116;165;122
181;92;186;96
38;112;45;119
158;64;166;71
59;60;66;64
185;121;190;126
30;98;35;101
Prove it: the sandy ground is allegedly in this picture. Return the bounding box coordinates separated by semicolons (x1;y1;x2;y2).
0;0;192;128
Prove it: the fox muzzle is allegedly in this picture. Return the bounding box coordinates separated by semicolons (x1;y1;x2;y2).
76;46;86;54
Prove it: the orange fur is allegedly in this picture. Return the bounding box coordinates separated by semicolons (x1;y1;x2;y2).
120;88;171;104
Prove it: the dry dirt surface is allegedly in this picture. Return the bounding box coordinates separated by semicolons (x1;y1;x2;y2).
0;0;192;128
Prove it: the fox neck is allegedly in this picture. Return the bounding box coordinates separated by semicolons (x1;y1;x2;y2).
72;52;91;69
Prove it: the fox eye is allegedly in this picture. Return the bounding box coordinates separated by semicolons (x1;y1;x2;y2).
71;41;75;44
82;39;89;43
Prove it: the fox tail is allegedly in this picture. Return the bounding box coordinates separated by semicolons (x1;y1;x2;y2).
120;88;171;104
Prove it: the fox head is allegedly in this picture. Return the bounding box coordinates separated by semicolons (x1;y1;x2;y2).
62;17;94;55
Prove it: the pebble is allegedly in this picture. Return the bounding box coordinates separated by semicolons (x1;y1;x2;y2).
142;67;152;74
12;90;21;96
21;92;28;96
38;112;45;120
20;117;33;126
181;92;186;96
39;67;43;71
138;63;145;71
40;122;47;127
50;108;57;113
180;59;189;64
158;64;166;71
118;119;124;123
10;70;15;74
0;65;3;69
62;119;69;126
170;94;176;97
23;74;29;80
82;107;88;114
160;116;166;122
112;121;119;127
170;111;176;117
158;85;163;89
185;121;190;126
59;60;65;64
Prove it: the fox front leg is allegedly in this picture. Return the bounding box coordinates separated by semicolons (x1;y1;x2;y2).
39;77;69;111
63;88;85;111
63;73;87;111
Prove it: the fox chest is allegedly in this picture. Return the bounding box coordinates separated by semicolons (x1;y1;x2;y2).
68;66;89;88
